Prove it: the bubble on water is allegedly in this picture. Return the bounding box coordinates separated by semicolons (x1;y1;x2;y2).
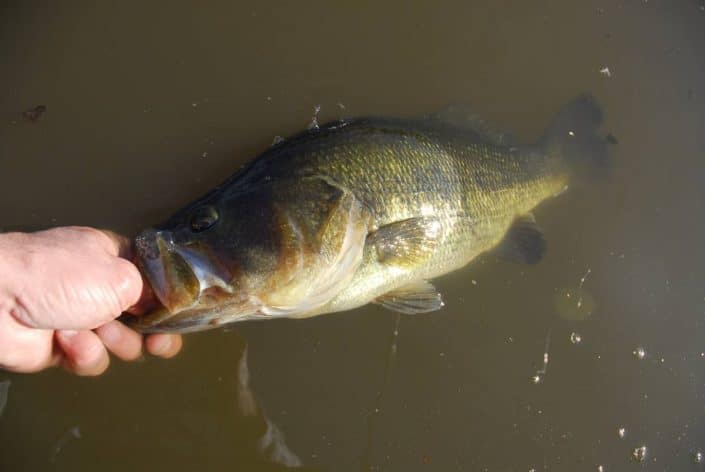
633;347;646;360
632;445;647;463
694;451;703;463
570;332;582;344
531;374;542;384
597;466;604;472
618;427;626;439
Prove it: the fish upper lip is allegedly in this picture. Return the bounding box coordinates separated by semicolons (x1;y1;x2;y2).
135;229;199;313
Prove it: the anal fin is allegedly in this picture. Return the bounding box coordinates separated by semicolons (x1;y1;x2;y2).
496;213;547;265
374;280;444;315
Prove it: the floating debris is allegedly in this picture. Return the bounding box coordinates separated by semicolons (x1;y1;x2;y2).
633;347;646;360
271;135;285;147
600;67;612;78
597;466;604;472
618;427;626;439
577;269;591;309
554;277;595;321
531;330;552;384
694;451;703;463
307;104;321;130
23;105;47;122
570;332;582;344
632;445;647;463
50;426;81;462
0;380;10;417
201;152;208;158
337;102;346;110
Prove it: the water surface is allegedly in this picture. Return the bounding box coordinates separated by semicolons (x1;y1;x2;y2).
1;1;704;470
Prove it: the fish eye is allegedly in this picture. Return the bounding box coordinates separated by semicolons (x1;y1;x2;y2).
190;206;219;233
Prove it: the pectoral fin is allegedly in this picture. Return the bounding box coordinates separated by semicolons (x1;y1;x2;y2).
368;217;441;268
374;280;444;315
496;213;546;265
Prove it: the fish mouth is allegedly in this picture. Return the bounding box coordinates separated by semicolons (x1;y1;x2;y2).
134;229;200;313
124;228;241;333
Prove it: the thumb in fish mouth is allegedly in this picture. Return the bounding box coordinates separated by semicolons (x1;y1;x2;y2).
124;270;160;315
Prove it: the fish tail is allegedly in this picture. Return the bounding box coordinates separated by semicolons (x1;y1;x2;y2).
541;94;612;181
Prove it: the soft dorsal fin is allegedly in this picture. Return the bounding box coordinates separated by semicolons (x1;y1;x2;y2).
428;103;517;146
374;280;444;315
368;217;441;268
495;213;546;265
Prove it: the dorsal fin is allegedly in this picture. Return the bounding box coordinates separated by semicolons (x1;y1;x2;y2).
427;103;517;146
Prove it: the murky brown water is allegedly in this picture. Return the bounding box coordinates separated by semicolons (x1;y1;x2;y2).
1;1;705;470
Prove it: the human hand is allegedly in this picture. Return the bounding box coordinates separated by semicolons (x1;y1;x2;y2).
0;226;182;375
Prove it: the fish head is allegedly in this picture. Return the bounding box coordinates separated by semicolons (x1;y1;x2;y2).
127;178;368;333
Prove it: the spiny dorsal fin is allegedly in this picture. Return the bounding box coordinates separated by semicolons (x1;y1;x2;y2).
428;103;517;146
496;213;546;265
368;217;441;268
374;280;444;315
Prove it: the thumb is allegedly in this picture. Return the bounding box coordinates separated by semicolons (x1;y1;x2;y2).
108;257;145;315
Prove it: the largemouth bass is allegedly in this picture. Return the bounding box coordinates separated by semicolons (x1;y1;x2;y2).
126;95;609;333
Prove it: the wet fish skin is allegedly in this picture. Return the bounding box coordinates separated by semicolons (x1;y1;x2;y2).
127;95;608;333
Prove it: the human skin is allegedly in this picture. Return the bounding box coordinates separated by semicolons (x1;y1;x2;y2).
0;226;182;376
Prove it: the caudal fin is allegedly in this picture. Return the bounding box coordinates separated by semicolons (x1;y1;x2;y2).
541;94;612;180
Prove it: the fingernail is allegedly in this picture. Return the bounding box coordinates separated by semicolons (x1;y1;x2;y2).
99;323;121;345
153;336;172;355
59;330;79;340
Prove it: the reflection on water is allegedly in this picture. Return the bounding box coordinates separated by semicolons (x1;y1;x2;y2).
235;342;302;469
0;380;10;417
1;0;705;471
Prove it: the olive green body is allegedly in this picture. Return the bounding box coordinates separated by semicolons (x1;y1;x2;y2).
129;96;606;333
228;117;567;316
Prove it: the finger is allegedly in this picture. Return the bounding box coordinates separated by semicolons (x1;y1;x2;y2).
0;312;59;373
95;229;134;259
56;330;110;376
126;278;159;315
145;334;183;358
95;320;143;361
109;257;145;314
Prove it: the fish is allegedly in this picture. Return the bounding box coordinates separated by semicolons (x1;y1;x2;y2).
124;95;610;333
